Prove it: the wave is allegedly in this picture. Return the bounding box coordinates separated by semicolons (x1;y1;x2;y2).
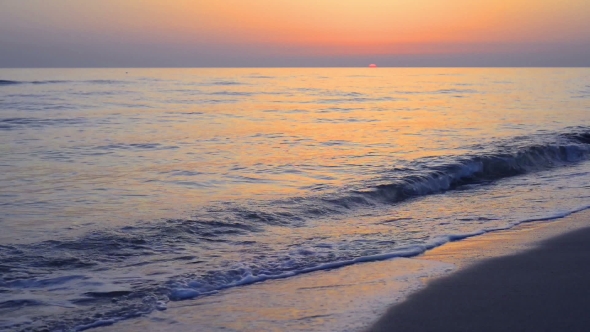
168;203;590;301
210;91;253;96
0;80;21;85
0;117;86;130
0;79;71;86
209;80;245;86
83;79;125;84
0;79;126;86
4;128;590;331
93;142;179;151
285;131;590;214
6;203;590;332
361;142;589;205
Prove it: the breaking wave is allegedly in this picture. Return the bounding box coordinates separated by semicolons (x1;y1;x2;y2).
3;128;590;331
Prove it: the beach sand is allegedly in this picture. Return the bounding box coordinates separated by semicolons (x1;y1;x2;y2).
367;209;590;332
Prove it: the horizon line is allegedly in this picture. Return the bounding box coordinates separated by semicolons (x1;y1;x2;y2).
2;66;590;69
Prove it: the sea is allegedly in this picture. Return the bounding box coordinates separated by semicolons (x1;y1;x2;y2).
1;68;590;331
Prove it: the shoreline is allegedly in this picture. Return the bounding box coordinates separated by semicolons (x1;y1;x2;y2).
94;210;590;332
366;209;590;331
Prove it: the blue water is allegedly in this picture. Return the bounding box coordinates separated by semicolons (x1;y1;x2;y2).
1;68;590;331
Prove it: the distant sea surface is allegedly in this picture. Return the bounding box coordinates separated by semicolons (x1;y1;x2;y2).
1;68;590;331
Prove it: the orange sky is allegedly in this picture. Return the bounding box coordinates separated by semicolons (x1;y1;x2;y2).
90;0;590;52
1;0;589;66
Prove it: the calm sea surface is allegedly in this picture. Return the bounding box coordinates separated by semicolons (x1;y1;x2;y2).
1;68;590;330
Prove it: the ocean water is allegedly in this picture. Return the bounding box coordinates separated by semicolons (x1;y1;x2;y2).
1;68;590;331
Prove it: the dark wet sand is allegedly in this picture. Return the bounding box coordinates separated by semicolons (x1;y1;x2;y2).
367;226;590;332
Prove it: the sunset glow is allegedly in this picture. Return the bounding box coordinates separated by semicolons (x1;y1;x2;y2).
1;0;589;66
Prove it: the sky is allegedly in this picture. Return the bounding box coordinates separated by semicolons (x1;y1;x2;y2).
1;0;590;67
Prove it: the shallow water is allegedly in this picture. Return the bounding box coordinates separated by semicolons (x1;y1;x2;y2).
1;68;590;331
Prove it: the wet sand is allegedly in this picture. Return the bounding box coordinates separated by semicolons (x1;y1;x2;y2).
367;219;590;331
